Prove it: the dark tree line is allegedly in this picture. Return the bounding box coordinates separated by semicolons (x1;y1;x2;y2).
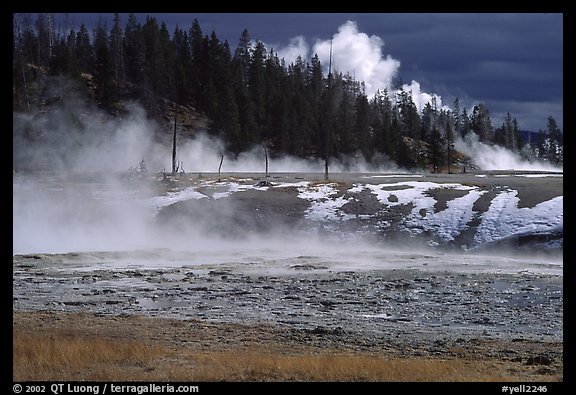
13;13;563;170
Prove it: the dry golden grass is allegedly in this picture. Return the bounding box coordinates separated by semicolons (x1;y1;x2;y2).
13;332;546;382
187;350;535;382
191;350;454;381
13;332;164;381
13;311;562;382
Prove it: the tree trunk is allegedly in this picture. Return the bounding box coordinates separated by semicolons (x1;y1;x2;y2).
218;155;224;180
172;108;177;174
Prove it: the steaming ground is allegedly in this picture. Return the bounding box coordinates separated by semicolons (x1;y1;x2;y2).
13;171;562;353
13;170;563;255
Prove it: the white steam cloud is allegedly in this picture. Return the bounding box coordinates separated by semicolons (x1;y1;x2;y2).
276;35;309;65
312;21;400;97
13;100;167;174
399;80;448;112
455;134;562;172
176;132;400;174
270;20;442;112
12;95;400;176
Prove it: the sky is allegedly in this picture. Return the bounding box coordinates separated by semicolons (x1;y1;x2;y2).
47;13;563;132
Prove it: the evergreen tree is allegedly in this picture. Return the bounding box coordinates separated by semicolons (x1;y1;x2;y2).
123;14;145;99
306;54;324;157
452;97;462;138
512;118;522;152
75;24;93;74
141;17;161;97
248;40;267;144
546;116;561;165
286;56;314;157
355;93;371;160
49;33;81;81
205;33;241;143
35;13;54;68
396;88;421;168
172;26;192;105
397;89;421;141
233;29;251;87
420;101;436;142
232;28;255;153
159;22;176;100
370;89;394;158
460;107;471;137
189;20;209;112
218;41;241;145
109;13;125;101
93;20;115;109
444;112;455;173
264;49;289;152
13;14;37;110
470;103;493;143
493;112;518;151
428;126;444;173
333;73;355;156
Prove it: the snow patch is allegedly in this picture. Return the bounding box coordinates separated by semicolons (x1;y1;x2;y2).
473;191;563;246
296;183;352;221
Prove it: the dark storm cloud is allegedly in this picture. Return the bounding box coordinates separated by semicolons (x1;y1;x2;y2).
351;13;563;130
61;12;564;131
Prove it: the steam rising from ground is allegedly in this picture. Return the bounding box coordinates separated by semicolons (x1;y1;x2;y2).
13;99;166;174
276;21;399;98
11;96;399;255
455;134;562;172
272;20;443;111
13;175;157;254
13;92;401;175
313;21;400;97
177;133;400;174
12;172;387;256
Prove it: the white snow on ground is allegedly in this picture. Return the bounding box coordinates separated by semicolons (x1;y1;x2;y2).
276;177;563;247
513;174;563;178
482;173;562;178
364;174;424;178
274;181;309;188
149;180;270;209
149;187;207;209
473;191;563;246
360;181;486;242
212;181;269;199
294;183;350;221
410;188;486;242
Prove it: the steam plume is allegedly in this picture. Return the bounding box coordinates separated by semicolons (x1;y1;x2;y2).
271;20;443;111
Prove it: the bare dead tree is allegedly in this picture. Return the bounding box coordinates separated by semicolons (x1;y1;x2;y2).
218;155;224;180
324;38;333;181
172;106;178;174
262;142;270;178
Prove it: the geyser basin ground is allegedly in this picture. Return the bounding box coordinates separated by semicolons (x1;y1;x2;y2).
13;247;562;339
13;171;563;380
